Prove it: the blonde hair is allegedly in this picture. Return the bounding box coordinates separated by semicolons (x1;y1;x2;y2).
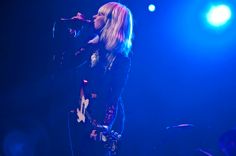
98;2;133;57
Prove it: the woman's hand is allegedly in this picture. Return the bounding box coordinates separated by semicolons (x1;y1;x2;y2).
72;12;85;20
89;125;109;141
71;12;91;23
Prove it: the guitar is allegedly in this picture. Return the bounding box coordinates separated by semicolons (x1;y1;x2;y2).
76;79;121;155
76;79;90;123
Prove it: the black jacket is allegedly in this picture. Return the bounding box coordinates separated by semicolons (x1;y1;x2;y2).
76;43;131;129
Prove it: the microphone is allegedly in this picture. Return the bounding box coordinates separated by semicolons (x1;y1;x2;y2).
60;17;92;26
52;15;95;41
57;17;93;33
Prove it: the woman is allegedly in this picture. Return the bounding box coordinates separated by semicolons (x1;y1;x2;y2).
71;2;133;156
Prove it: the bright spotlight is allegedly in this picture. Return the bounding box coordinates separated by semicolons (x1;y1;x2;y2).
148;4;156;12
206;4;232;27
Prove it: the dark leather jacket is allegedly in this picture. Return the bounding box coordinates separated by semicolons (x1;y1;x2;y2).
77;43;131;129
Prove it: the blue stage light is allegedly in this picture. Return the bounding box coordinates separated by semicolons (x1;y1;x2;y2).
148;4;156;12
206;4;232;27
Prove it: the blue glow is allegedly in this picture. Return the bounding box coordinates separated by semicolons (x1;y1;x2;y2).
148;4;156;12
3;131;33;156
206;4;232;27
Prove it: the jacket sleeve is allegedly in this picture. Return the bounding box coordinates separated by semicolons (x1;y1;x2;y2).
103;56;131;127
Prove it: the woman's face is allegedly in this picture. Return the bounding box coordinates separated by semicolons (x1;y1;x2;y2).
93;12;106;31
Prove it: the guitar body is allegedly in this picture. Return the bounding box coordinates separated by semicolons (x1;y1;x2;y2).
77;95;89;123
72;79;120;156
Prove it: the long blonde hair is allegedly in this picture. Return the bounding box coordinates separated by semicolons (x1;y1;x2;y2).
98;2;133;57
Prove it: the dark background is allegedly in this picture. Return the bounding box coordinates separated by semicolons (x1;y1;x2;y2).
1;0;236;155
